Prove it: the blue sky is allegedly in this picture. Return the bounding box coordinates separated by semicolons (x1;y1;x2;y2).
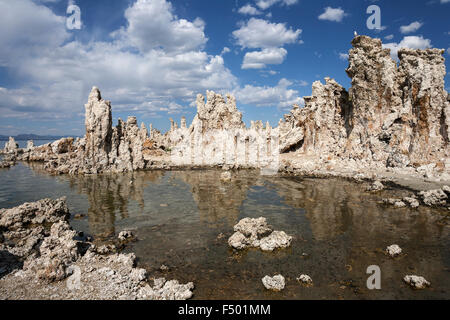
0;0;449;136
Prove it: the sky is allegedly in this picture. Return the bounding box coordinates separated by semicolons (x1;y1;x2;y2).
0;0;449;136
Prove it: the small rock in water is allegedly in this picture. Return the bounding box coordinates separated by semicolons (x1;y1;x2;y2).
386;244;402;257
159;264;170;272
383;198;406;208
262;274;285;291
118;230;134;241
419;189;448;207
160;204;168;207
403;275;430;289
297;274;313;286
220;171;232;182
228;217;292;251
403;196;419;208
366;180;384;192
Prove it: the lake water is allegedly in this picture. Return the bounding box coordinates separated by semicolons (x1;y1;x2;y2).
0;162;449;299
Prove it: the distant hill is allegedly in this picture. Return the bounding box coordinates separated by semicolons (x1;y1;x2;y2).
0;134;73;141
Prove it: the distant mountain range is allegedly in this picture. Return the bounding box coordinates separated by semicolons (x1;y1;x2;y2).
0;134;73;141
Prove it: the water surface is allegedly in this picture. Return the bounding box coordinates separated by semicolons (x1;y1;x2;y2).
0;163;449;299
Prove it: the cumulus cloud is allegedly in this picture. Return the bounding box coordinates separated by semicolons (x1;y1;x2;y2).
0;0;237;128
383;36;432;60
233;78;302;108
242;48;287;69
0;0;304;134
338;53;349;61
255;0;298;10
400;21;423;34
238;4;262;15
318;7;347;22
112;0;207;54
232;18;302;49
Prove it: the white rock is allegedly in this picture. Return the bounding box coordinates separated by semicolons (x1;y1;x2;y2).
296;274;313;286
262;275;285;291
386;244;402;257
403;275;430;289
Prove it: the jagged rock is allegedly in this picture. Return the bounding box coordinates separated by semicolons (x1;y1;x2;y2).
3;137;18;154
383;198;406;208
366;180;384;192
138;278;194;300
0;198;69;230
118;230;134;241
259;231;292;252
262;274;285;291
220;171;232;182
25;140;34;151
419;189;448;206
403;275;430;289
228;217;292;251
24;221;79;282
296;274;313;286
403;196;420;208
386;244;402;257
0;198;194;300
0;160;15;169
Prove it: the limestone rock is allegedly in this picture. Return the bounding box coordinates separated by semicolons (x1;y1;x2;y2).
228;217;292;251
4;137;18;154
386;244;402;257
419;189;448;206
403;275;430;289
262;274;285;291
296;274;313;286
366;180;384;192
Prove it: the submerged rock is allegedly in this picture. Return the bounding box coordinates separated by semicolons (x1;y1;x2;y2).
403;196;420;208
3;137;18;154
366;180;385;192
118;230;134;241
138;278;194;300
386;244;402;257
0;198;194;300
262;274;285;291
419;189;448;206
403;275;430;289
296;274;313;286
220;171;232;182
228;217;292;251
383;198;406;208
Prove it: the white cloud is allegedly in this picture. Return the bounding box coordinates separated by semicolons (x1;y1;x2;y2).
242;48;287;69
339;53;349;61
220;47;231;55
318;7;347;22
232;18;302;49
441;0;450;3
0;0;237;125
238;4;262;15
447;48;450;55
383;36;432;60
255;0;298;10
233;78;302;108
112;0;207;54
400;21;423;34
384;34;394;40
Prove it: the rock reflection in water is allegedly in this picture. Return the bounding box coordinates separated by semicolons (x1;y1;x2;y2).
2;164;449;299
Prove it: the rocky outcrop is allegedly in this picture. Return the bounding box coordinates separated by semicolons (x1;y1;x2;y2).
262;274;285;291
3;137;18;154
279;35;449;179
9;35;450;179
403;275;430;289
228;217;292;251
0;198;194;300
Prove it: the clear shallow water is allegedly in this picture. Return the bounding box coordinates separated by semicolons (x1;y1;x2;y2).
0;163;449;299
